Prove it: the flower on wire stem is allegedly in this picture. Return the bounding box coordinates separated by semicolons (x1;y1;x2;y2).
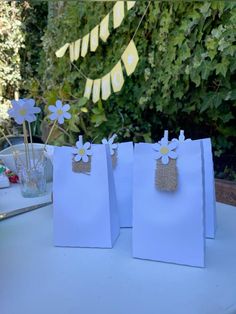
48;100;71;124
8;98;41;125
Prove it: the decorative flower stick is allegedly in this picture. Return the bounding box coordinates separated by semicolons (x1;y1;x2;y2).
8;98;41;171
39;100;71;163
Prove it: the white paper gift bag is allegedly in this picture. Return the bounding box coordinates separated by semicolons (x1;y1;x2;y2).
174;131;216;239
132;140;205;267
113;142;133;227
53;143;120;248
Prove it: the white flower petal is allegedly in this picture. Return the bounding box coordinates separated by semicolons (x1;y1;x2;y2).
155;152;162;159
63;112;71;120
83;142;90;150
161;155;169;165
25;98;35;108
82;155;89;163
76;141;83;149
31;106;41;114
102;138;108;144
49;113;58;121
168;151;178;159
48;105;57;113
25;114;36;123
62;104;70;112
15;115;25;124
8;108;15;117
56;100;62;109
168;141;178;151
74;155;82;162
58;115;65;124
160;138;168;146
11;100;20;109
153;143;161;151
72;148;78;154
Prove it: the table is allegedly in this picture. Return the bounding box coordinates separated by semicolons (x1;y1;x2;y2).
0;202;236;314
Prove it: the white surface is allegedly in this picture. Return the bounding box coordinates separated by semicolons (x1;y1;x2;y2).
133;142;205;267
0;183;52;214
53;145;119;248
0;202;236;314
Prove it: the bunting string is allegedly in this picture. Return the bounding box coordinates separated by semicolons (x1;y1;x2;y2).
55;1;137;60
70;1;151;103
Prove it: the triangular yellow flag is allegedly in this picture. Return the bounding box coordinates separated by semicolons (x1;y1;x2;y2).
121;40;139;76
69;42;75;63
55;43;69;58
92;79;101;103
74;39;81;61
127;1;136;10
81;33;90;58
84;79;93;99
111;61;124;93
101;73;111;101
100;14;110;42
90;25;99;52
113;1;125;29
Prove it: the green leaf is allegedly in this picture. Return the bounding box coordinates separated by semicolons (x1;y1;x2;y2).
215;59;229;77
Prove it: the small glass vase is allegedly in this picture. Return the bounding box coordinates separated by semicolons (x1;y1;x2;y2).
14;150;47;198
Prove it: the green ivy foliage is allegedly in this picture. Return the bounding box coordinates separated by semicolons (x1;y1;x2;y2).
0;1;24;100
37;1;236;156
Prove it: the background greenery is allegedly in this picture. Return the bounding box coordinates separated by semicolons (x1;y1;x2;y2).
1;1;236;179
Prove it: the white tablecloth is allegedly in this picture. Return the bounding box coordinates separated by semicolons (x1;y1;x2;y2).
0;201;236;314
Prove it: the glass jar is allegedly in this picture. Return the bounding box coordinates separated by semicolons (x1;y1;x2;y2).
14;149;47;198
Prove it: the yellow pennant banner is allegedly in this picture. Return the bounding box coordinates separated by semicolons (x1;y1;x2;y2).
83;40;139;102
90;25;99;52
69;42;75;62
101;73;111;100
111;61;124;93
113;1;125;29
100;14;110;42
93;79;101;103
127;1;136;10
84;79;93;99
81;33;90;58
55;1;136;60
74;39;81;61
55;43;69;58
121;39;139;76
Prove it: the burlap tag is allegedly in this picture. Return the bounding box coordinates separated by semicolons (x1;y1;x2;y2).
155;159;177;192
72;156;91;174
112;150;118;168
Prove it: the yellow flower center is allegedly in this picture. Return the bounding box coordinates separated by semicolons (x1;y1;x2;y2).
78;148;85;156
160;146;169;155
19;109;26;116
57;109;63;115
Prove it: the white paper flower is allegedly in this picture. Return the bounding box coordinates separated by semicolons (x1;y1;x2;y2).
73;141;92;163
8;98;41;124
173;131;192;143
48;100;71;124
102;134;118;156
153;138;178;165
